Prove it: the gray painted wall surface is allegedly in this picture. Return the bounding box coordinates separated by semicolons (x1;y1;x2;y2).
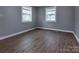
0;6;37;37
74;7;79;39
37;6;74;31
0;6;75;38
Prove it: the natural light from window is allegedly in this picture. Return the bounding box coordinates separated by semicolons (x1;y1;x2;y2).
46;7;56;22
22;6;32;23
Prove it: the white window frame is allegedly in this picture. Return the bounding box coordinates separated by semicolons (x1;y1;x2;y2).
46;7;56;22
22;6;32;23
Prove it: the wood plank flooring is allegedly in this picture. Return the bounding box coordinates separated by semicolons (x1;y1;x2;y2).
0;29;79;53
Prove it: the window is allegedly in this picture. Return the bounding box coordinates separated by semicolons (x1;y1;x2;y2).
46;7;56;22
22;6;32;22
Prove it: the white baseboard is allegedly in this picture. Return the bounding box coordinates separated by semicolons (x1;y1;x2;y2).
0;28;36;40
72;32;79;43
37;27;73;33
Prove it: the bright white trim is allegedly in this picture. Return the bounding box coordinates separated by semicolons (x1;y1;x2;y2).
72;32;79;43
0;28;36;40
37;27;73;33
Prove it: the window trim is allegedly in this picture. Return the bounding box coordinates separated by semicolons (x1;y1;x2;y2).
45;7;56;22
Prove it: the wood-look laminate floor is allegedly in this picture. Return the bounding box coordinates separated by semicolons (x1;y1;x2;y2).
0;29;79;53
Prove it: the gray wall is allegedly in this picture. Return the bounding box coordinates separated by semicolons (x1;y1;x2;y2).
0;6;75;38
37;6;74;31
74;7;79;40
0;6;37;37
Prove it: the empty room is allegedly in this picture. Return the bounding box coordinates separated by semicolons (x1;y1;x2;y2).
0;6;79;53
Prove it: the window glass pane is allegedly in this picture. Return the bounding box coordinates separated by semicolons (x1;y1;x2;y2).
51;15;55;21
46;7;56;22
51;15;55;19
22;10;31;14
22;15;31;22
22;6;32;22
51;11;56;14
